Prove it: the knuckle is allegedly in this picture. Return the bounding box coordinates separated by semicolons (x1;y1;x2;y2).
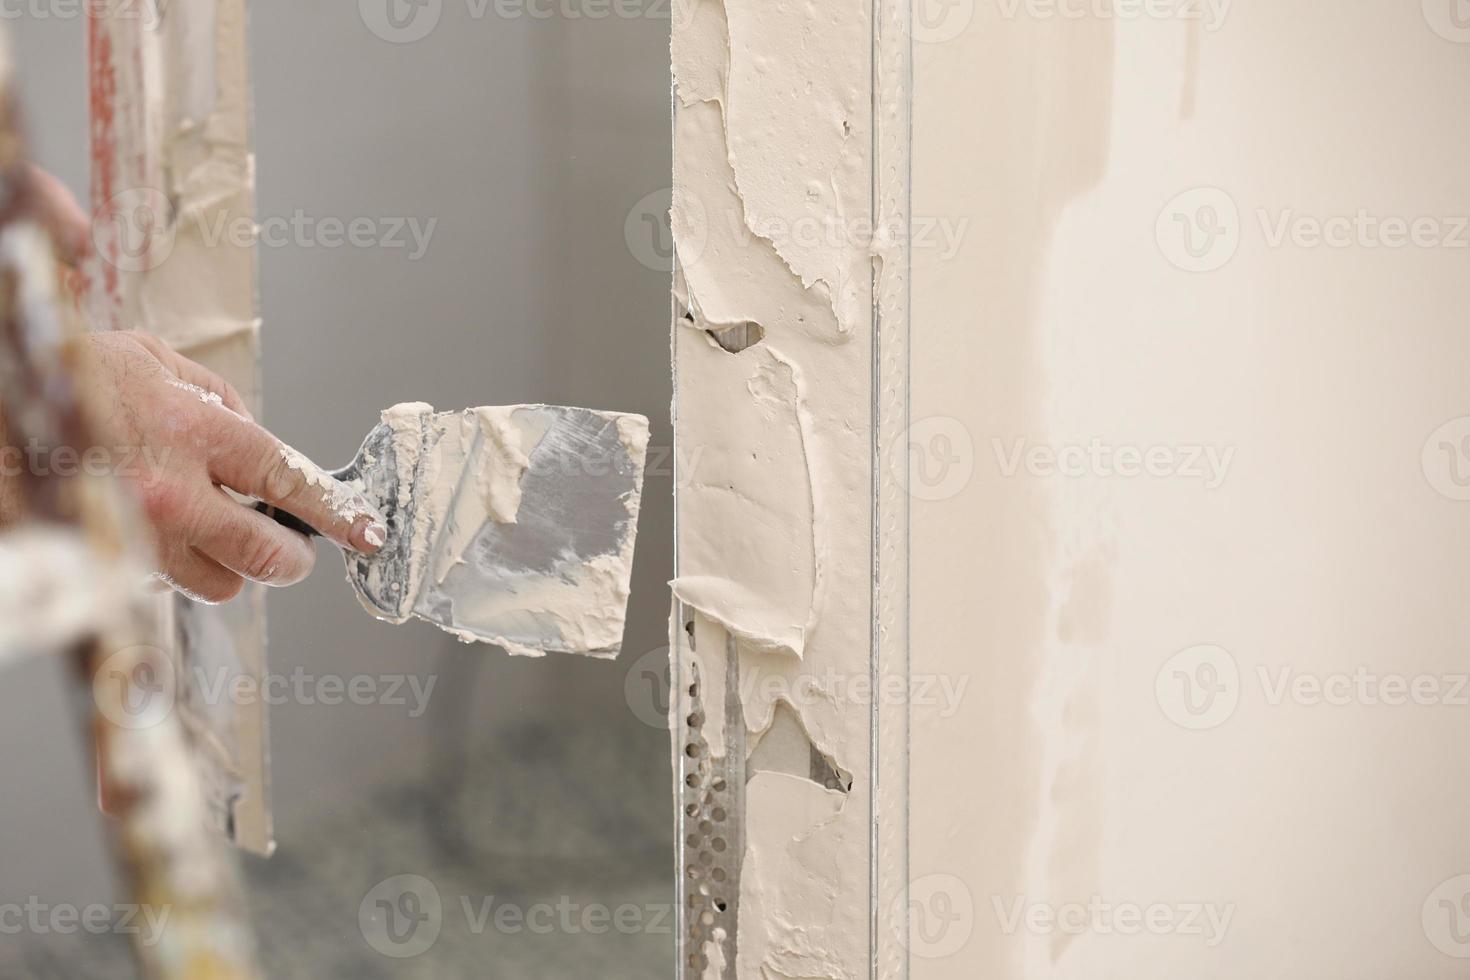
260;448;305;504
238;533;295;584
139;480;188;527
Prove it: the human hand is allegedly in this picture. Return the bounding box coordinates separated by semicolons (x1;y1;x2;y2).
63;331;386;602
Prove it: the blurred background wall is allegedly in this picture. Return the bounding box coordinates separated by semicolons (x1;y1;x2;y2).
1;5;674;975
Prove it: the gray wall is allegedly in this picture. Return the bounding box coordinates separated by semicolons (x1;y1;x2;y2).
0;0;672;947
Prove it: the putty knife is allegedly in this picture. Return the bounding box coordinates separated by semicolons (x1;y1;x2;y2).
260;403;649;658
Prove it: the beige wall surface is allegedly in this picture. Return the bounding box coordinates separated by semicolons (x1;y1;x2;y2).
911;1;1470;976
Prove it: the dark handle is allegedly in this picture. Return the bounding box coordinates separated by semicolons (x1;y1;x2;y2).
255;501;320;539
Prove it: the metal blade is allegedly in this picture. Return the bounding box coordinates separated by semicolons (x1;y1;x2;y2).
341;404;649;657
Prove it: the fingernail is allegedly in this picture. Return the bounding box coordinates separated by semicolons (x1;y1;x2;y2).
357;520;388;554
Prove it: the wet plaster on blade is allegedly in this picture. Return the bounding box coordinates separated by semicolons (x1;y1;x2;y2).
672;0;874;974
359;403;648;659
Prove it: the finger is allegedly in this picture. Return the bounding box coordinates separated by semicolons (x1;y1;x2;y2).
205;412;387;556
27;165;91;265
159;548;246;605
191;488;317;587
131;332;254;421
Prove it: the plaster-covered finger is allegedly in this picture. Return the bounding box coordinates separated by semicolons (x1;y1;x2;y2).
192;489;317;586
206;414;387;556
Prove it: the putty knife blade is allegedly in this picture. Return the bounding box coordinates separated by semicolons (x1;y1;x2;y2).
270;403;649;658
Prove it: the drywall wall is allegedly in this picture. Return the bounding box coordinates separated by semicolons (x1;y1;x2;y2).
911;2;1470;976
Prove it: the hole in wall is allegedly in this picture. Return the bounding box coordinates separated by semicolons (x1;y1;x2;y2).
746;701;853;794
706;321;765;354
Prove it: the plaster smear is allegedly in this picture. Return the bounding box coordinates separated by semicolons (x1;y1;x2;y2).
353;402;649;659
673;0;875;975
278;444;381;527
